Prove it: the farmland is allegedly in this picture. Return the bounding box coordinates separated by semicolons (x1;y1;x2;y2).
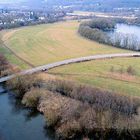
1;21;130;68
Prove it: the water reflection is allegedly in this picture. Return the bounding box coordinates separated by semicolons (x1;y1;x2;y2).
108;23;140;50
116;24;140;40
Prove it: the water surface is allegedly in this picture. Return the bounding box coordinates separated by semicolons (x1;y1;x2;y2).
0;85;54;140
115;24;140;40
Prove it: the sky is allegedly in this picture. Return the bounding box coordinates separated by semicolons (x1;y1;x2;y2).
0;0;46;3
0;0;21;3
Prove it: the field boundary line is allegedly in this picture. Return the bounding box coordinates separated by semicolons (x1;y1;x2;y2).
0;39;34;68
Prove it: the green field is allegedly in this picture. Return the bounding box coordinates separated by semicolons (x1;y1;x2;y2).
0;45;29;69
49;58;140;97
1;21;130;68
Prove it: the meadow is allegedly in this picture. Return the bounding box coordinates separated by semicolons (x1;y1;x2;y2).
49;57;140;97
0;44;29;69
1;21;130;68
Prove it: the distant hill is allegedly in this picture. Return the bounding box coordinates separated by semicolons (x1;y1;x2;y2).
46;0;140;7
21;0;44;8
46;0;140;11
99;0;140;8
0;0;140;10
0;0;45;9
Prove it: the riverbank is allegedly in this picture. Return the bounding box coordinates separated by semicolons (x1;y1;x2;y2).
5;74;140;139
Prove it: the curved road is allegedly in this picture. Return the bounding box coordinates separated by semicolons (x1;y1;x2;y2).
0;53;140;83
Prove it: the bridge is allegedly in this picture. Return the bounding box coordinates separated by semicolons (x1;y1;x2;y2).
0;53;140;83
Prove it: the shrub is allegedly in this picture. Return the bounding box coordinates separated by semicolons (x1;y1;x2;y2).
79;108;97;133
110;66;114;72
38;90;84;127
45;110;61;127
45;79;74;96
127;66;136;75
7;75;43;98
22;88;46;108
0;69;13;77
44;79;140;115
39;88;140;139
56;120;81;139
8;75;140;139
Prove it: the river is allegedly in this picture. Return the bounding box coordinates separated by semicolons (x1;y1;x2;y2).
0;84;55;140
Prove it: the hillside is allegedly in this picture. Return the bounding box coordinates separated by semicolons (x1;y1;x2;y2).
0;0;140;10
46;0;140;8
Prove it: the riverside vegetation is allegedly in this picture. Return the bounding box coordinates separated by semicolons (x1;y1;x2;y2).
78;19;140;51
0;53;17;77
7;74;140;139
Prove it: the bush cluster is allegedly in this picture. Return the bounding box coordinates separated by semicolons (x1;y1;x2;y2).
110;65;136;75
7;75;43;98
37;88;140;139
45;79;140;115
7;75;140;139
22;88;46;108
